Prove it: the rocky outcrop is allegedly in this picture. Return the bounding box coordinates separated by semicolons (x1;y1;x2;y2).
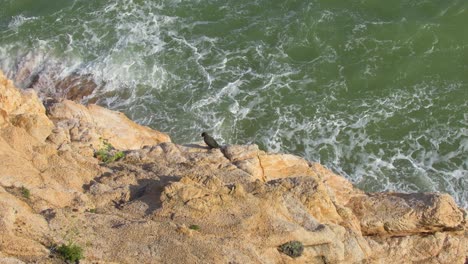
0;74;53;142
348;192;464;236
0;71;466;263
46;99;171;150
5;52;100;101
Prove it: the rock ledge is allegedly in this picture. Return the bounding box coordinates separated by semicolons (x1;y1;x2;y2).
0;71;466;263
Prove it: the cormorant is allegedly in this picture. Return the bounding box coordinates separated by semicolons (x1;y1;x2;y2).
201;132;220;149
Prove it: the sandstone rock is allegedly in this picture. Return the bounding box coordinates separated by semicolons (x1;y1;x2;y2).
348;192;465;236
223;144;261;162
311;162;364;205
10;113;50;143
0;72;23;113
0;256;26;264
259;153;316;180
0;109;7;127
0;187;49;260
265;177;343;225
0;71;53;142
161;174;230;213
223;145;320;182
47;99;171;150
0;71;100;211
0;72;466;264
365;231;467;263
223;144;265;181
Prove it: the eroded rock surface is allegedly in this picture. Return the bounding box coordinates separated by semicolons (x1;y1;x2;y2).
0;71;466;263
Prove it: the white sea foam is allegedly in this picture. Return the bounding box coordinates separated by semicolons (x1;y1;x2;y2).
1;0;466;209
7;15;37;31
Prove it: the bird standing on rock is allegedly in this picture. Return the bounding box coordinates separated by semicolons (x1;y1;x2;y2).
201;132;220;149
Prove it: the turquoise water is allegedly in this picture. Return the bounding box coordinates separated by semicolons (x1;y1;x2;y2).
0;0;467;207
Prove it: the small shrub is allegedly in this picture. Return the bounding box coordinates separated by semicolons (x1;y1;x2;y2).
107;151;125;163
94;140;125;163
278;240;304;258
95;148;110;162
56;243;83;263
189;224;200;231
101;140;113;151
21;186;30;199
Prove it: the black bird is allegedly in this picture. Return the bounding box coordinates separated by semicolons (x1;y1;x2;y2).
201;132;220;149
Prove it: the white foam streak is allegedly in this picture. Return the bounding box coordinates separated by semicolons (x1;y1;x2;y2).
192;79;242;109
8;15;37;31
1;0;466;208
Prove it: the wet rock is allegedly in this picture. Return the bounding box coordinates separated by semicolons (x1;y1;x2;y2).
55;73;98;101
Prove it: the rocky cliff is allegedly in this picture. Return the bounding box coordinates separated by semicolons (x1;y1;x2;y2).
0;71;466;263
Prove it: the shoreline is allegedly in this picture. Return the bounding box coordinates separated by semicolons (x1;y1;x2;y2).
1;51;466;210
0;70;466;263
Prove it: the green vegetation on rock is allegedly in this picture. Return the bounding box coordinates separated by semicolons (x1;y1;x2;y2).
95;140;125;163
278;240;304;258
21;186;30;199
56;242;84;262
189;224;200;231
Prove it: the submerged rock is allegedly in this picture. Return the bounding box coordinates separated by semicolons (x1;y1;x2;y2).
54;73;98;101
0;71;466;263
5;52;100;102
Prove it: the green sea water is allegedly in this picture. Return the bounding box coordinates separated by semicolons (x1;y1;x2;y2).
0;0;467;207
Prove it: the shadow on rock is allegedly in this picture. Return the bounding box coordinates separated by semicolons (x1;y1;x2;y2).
183;143;209;150
126;176;180;215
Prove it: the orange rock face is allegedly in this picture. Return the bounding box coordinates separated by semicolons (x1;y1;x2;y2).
0;72;53;142
0;71;466;264
46;99;171;151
